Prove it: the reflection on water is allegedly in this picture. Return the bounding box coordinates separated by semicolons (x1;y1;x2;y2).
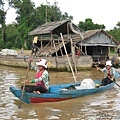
0;65;120;119
0;66;19;119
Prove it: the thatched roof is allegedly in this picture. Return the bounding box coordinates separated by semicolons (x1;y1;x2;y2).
28;20;82;36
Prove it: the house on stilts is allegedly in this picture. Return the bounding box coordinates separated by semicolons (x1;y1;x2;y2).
76;29;118;65
28;20;118;70
28;20;93;71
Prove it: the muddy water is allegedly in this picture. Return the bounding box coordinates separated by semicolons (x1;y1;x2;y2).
0;65;120;120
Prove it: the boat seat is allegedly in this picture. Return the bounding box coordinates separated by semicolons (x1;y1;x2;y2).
49;87;61;94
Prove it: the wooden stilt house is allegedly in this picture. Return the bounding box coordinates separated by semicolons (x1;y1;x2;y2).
28;20;83;57
76;29;118;62
28;20;93;70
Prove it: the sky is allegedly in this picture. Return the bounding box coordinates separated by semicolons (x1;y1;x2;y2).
6;0;120;30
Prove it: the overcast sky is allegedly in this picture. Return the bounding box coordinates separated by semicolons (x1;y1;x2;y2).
6;0;120;30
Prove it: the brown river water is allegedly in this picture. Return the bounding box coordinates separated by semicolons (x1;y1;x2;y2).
0;65;120;120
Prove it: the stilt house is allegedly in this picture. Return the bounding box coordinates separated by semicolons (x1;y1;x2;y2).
76;29;118;62
28;20;83;57
28;20;93;70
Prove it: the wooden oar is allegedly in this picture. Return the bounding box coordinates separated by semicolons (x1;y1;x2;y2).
60;33;77;83
95;65;120;88
113;81;120;87
18;60;31;109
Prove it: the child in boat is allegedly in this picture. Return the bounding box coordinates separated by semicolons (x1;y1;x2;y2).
97;60;116;86
24;58;49;94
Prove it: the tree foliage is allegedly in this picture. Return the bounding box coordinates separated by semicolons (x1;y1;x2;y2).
78;18;105;31
1;1;120;50
34;4;73;28
108;22;120;43
12;0;36;49
0;0;16;50
0;1;73;49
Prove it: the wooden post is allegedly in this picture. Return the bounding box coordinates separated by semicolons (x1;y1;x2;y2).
60;33;77;83
85;45;87;55
81;41;83;54
108;46;110;57
67;22;70;40
52;38;59;68
71;39;77;74
114;47;117;53
40;35;42;51
51;32;58;68
58;39;63;56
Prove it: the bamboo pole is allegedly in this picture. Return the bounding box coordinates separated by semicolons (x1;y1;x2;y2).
60;33;77;83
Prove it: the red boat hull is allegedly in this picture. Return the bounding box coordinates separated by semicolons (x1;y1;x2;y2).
30;97;70;103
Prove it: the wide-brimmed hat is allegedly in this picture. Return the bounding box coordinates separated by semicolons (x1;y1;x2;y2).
105;60;112;66
36;59;47;68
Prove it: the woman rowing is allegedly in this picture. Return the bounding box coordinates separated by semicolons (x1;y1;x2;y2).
97;60;116;86
22;58;49;94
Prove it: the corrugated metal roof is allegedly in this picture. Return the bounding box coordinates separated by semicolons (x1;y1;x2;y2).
83;29;118;45
69;29;118;45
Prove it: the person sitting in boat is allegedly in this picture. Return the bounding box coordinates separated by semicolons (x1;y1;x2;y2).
97;60;116;86
23;58;49;94
76;49;81;56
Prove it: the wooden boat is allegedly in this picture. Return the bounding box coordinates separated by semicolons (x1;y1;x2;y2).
0;49;93;71
9;80;114;104
0;55;93;71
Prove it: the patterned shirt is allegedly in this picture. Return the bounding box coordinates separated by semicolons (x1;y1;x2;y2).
31;70;49;89
100;67;116;79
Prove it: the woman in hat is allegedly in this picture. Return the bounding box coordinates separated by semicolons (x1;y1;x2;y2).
24;58;49;94
97;60;116;86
